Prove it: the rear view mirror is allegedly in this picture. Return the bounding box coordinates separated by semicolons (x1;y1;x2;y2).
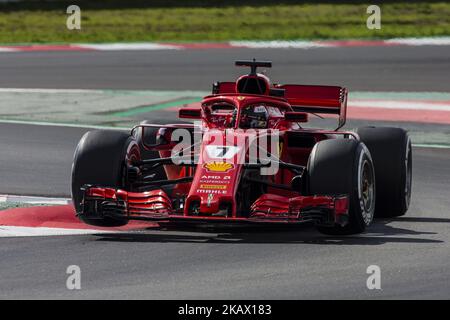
284;112;308;123
140;126;192;151
179;107;202;119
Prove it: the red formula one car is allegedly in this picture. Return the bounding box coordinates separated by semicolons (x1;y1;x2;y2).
71;60;412;235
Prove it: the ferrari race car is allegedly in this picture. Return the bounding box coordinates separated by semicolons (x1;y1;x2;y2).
71;60;412;235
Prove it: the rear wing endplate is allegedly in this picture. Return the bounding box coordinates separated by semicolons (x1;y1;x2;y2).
277;84;348;130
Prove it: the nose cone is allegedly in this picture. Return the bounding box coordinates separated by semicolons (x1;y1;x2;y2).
185;130;246;216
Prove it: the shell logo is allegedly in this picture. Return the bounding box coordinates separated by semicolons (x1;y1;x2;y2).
203;161;234;173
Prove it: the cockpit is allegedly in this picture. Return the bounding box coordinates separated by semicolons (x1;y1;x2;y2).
203;101;285;129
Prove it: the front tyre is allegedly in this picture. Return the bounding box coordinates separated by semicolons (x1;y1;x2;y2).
71;130;140;227
307;139;376;235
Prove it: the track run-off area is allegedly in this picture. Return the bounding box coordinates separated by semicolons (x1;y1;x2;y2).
0;44;449;298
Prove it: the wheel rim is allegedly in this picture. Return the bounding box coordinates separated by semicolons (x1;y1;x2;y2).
404;139;412;209
360;159;375;224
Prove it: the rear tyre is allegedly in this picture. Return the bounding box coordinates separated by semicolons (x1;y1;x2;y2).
307;139;376;235
356;127;412;217
71;130;140;227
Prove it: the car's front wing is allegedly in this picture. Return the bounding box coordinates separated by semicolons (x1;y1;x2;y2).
78;186;349;227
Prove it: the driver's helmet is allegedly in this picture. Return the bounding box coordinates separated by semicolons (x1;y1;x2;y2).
240;105;269;129
156;127;171;145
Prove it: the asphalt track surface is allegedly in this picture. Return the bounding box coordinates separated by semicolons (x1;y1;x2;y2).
0;46;449;299
0;46;449;91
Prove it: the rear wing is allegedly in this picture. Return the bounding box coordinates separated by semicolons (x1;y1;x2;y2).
277;84;348;130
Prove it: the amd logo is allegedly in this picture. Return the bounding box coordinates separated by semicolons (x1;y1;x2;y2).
201;175;231;180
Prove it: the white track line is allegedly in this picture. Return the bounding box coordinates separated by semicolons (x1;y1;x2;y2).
232;38;450;48
349;100;450;111
230;40;332;49
0;88;106;94
0;118;129;130
0;194;70;205
76;43;181;51
386;37;450;46
1;38;450;52
412;144;450;149
0;226;115;237
0;48;19;52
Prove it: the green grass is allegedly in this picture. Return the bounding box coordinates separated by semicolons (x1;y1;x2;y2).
0;1;449;43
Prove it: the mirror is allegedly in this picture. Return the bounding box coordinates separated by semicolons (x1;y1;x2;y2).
179;107;202;119
284;112;308;123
